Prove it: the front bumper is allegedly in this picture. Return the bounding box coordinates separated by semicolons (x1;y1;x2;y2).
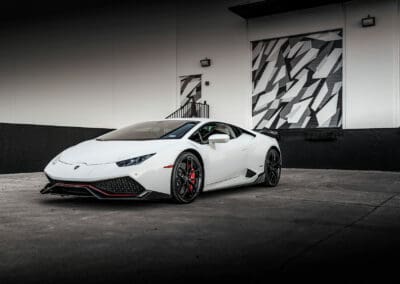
44;157;173;196
40;176;170;200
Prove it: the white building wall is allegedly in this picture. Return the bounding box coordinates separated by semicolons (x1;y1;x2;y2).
0;0;398;130
176;0;251;128
0;2;177;129
344;0;399;129
247;0;400;129
177;0;400;129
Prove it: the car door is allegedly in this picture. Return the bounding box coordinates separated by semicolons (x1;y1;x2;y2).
191;122;247;185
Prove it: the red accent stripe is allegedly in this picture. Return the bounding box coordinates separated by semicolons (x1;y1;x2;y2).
163;165;174;169
55;183;138;197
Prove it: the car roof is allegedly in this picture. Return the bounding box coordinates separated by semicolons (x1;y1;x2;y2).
164;118;211;122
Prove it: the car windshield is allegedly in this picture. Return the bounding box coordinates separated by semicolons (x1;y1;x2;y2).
97;120;198;141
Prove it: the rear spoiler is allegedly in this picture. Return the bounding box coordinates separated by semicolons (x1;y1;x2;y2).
253;128;280;141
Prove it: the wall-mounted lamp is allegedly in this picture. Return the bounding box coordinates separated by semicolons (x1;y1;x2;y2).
200;58;211;67
361;15;375;28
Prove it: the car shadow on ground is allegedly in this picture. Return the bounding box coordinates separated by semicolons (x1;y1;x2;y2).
199;184;268;199
41;185;272;206
37;183;278;209
38;195;173;210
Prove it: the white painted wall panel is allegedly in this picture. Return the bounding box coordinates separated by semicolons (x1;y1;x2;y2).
0;2;176;129
344;0;399;128
176;0;251;128
0;0;399;130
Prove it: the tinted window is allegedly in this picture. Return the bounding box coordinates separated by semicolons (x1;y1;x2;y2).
199;123;217;141
214;123;236;139
190;123;236;144
98;121;198;141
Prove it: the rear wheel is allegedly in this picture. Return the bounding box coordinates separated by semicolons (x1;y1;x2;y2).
171;152;203;204
264;148;281;187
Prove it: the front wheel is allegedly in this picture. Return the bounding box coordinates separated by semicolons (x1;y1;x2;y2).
171;152;203;204
264;148;281;187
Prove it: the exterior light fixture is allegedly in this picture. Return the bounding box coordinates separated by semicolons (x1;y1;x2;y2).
200;58;211;67
361;15;375;28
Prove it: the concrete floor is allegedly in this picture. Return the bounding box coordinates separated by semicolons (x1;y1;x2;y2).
1;169;400;283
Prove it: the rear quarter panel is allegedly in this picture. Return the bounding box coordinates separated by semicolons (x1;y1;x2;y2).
246;133;280;176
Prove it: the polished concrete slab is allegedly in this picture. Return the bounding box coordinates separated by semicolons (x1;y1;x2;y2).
0;169;399;283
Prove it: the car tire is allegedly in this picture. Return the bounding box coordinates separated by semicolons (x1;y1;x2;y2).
171;152;203;204
264;148;281;187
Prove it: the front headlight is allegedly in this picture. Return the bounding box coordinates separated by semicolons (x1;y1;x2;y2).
116;153;156;167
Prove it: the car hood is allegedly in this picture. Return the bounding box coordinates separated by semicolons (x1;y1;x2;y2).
59;139;178;165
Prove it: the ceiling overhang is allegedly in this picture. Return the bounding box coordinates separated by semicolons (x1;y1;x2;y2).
229;0;349;19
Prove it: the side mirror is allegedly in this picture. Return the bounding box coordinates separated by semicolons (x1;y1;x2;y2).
208;134;230;144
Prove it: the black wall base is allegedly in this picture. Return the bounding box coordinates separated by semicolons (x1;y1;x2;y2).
0;123;399;174
0;123;111;174
278;128;400;171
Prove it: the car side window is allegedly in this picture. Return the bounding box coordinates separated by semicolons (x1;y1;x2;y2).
190;123;238;144
213;123;236;139
190;132;203;144
190;123;217;144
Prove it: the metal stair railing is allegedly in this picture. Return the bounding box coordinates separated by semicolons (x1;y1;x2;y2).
166;98;209;119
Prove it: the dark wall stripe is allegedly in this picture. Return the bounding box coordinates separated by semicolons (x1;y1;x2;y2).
278;128;400;171
0;123;111;174
1;123;399;174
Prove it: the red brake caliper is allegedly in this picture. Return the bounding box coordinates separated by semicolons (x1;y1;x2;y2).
188;167;196;192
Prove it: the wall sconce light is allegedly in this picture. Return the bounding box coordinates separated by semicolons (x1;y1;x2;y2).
200;58;211;67
361;15;375;28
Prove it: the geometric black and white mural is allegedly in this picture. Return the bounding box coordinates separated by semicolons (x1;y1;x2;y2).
180;74;202;106
252;29;343;129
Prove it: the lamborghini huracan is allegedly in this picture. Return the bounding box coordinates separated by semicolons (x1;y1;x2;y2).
41;119;281;203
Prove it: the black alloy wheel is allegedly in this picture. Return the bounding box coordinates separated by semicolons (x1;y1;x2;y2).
264;148;281;187
171;152;203;204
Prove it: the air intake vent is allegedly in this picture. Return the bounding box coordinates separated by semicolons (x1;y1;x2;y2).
246;169;257;178
93;177;145;195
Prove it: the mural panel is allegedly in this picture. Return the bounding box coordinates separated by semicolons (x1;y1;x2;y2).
180;74;202;106
252;30;343;129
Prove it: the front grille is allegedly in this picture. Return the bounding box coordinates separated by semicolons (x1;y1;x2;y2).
46;176;146;196
92;177;145;195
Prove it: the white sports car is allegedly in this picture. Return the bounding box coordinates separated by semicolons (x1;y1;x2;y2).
41;119;281;203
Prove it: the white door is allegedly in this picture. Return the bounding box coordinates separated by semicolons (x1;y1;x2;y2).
194;123;249;185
